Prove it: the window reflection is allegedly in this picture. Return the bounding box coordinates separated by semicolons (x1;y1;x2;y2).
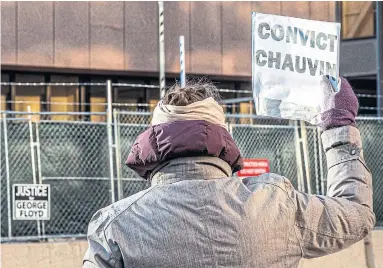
342;1;375;39
0;73;257;122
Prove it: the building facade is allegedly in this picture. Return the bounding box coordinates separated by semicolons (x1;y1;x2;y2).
1;1;382;118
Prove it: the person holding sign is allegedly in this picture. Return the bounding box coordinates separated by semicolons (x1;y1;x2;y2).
83;76;374;268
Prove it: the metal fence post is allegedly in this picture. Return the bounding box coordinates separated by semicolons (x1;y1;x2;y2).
313;126;320;194
34;123;43;185
107;80;116;203
294;121;304;192
27;106;37;185
227;120;232;136
114;109;123;201
317;127;325;195
376;1;383;118
2;113;12;238
35;121;45;238
249;102;254;125
300;121;312;194
27;106;41;238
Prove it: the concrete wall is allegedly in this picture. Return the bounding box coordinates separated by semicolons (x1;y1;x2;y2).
1;1;335;76
299;230;383;268
1;230;383;268
1;239;88;268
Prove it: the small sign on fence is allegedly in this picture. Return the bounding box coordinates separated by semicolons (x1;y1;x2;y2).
237;158;270;177
13;184;51;220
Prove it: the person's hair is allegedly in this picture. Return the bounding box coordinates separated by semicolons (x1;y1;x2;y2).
162;77;221;106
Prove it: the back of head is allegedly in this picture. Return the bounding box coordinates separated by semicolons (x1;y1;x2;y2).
162;77;221;106
126;77;243;180
152;77;227;129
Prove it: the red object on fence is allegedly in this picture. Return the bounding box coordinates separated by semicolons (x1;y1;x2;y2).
237;158;270;177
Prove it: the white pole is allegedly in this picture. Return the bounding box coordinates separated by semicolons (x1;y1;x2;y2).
158;1;166;98
106;80;115;203
27;106;37;185
2;113;12;238
35;124;43;185
27;106;41;238
179;35;186;87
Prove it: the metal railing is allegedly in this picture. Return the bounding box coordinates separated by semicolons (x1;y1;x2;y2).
1;110;383;242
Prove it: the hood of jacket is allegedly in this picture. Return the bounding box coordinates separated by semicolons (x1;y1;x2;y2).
125;120;243;179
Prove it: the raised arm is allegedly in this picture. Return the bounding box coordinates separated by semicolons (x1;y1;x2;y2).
292;125;375;258
292;76;375;258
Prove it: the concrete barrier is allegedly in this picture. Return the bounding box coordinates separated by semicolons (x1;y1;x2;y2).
299;230;383;268
2;230;383;268
1;239;88;268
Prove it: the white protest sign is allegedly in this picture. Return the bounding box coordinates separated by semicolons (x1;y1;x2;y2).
13;184;51;220
252;13;341;123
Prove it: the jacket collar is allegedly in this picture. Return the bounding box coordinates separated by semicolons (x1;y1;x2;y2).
150;156;232;186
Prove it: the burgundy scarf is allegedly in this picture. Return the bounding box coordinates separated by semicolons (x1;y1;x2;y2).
126;120;243;179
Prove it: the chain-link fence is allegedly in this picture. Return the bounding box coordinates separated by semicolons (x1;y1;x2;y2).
1;111;383;242
38;121;112;236
357;119;383;226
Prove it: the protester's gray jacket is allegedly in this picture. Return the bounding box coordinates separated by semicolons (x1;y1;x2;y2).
83;125;375;268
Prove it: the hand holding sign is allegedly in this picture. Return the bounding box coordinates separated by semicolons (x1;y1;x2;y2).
317;76;359;130
252;13;341;124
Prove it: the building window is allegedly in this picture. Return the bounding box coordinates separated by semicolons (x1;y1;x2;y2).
50;75;79;121
1;72;259;123
89;77;107;122
115;78;147;112
14;73;45;121
214;81;236;114
341;1;376;39
1;73;10;111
